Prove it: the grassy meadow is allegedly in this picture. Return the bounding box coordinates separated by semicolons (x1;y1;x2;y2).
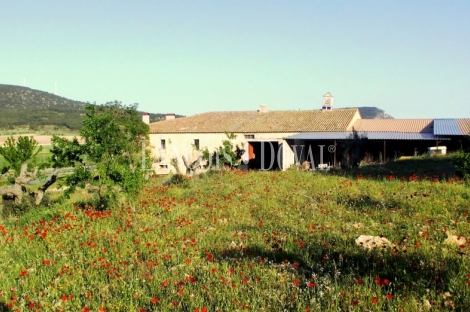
0;159;470;311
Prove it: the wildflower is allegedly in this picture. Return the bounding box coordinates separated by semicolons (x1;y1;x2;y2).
355;279;363;285
386;294;394;300
43;260;51;265
151;297;159;304
82;308;90;312
372;297;378;304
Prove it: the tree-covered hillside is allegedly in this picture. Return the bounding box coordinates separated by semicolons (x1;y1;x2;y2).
0;84;180;130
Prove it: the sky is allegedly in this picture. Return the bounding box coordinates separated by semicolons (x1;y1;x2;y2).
1;0;469;118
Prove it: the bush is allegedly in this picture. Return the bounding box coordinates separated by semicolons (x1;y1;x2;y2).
1;193;52;218
453;151;470;179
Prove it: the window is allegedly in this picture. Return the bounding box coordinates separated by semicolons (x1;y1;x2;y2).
244;134;255;139
160;139;166;150
194;139;200;149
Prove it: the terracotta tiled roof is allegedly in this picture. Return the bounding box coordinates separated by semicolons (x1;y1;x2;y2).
352;119;433;133
456;119;470;136
149;109;359;134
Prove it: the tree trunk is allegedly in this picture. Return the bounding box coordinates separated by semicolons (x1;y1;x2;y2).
0;164;57;206
35;170;58;205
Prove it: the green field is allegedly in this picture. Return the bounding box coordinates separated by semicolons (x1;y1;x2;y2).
0;125;80;137
0;157;469;311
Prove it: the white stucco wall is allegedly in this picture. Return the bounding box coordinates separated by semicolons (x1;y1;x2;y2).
149;132;298;175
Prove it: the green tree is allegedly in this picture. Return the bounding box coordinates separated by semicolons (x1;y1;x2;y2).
51;101;151;208
0;135;42;174
338;129;368;169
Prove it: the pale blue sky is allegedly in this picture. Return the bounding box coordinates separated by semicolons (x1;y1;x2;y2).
1;1;469;118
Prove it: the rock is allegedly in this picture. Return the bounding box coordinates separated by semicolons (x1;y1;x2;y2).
355;235;391;250
444;234;466;246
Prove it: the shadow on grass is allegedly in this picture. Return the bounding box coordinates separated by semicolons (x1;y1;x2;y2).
0;302;10;311
333;156;458;180
206;239;465;308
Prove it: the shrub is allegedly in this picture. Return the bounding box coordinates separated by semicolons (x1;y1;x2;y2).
453;151;470;179
1;193;52;218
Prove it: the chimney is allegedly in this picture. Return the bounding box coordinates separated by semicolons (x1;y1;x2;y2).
322;92;333;110
166;113;176;120
258;105;268;113
142;112;150;125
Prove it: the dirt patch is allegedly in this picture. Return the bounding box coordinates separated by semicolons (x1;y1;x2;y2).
0;135;82;146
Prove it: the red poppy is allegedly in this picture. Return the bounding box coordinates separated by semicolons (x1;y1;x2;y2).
151;297;159;304
372;297;378;304
386;294;394;300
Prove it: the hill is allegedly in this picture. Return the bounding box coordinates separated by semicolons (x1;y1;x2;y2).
351;106;394;119
0;84;181;130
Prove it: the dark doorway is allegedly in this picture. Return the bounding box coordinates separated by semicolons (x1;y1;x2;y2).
248;141;281;170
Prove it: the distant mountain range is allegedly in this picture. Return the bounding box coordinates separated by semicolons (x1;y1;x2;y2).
0;84;182;130
0;84;393;130
350;107;394;119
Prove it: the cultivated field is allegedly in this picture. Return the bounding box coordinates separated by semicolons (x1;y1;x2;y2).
0;165;469;311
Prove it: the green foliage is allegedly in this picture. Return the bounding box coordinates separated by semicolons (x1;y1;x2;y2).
201;132;245;169
51;101;150;207
0;135;42;174
50;136;84;168
2;170;470;310
1;193;51;218
338;129;368;169
453;150;470;179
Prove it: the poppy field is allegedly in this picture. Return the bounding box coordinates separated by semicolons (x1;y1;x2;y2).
1;168;470;311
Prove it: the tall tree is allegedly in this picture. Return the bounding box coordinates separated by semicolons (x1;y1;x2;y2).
51;101;150;207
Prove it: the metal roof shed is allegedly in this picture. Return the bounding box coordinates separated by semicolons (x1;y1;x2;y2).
433;119;463;136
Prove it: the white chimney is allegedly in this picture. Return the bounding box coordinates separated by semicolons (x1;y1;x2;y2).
259;105;268;113
322;92;333;110
166;113;176;120
142;112;150;124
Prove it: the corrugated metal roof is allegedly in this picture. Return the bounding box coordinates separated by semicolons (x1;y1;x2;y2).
285;132;440;140
149;109;359;134
433;119;462;135
352;119;433;133
456;119;470;136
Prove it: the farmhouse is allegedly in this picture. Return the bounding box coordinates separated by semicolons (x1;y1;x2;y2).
146;94;470;174
147;99;361;174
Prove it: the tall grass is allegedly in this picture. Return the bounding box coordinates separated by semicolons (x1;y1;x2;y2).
0;162;469;311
